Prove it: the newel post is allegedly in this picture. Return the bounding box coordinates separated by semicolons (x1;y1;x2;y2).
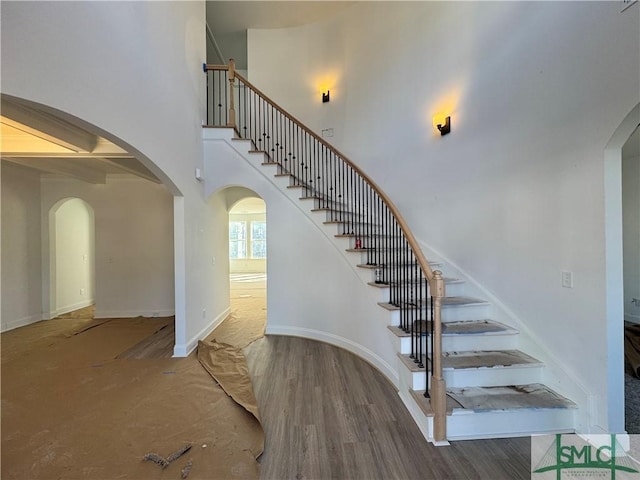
431;270;448;443
227;58;236;128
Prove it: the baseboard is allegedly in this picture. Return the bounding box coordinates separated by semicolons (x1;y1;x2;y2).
265;324;399;388
173;307;231;357
53;299;94;318
94;308;175;319
1;313;43;332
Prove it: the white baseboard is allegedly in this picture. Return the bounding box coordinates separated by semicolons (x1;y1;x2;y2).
265;324;399;388
53;299;94;318
173;307;231;357
94;308;175;319
1;313;43;332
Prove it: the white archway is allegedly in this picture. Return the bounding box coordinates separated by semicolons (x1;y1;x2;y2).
48;197;95;318
604;103;640;433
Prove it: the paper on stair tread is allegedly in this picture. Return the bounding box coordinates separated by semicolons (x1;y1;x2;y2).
447;384;576;411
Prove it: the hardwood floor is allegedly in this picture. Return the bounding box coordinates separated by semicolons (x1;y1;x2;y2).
244;335;532;480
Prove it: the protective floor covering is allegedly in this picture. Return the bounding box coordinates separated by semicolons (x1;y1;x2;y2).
2;278;267;480
447;384;576;411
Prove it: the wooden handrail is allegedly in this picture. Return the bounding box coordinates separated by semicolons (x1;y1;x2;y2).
204;64;435;284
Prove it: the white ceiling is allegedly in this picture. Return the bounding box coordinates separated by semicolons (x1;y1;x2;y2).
0;96;160;184
206;1;354;68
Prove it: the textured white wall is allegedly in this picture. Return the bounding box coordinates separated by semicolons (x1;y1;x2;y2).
247;2;640;431
1;162;42;331
623;153;640;323
53;198;95;316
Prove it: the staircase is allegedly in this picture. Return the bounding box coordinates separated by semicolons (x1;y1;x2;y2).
203;61;577;443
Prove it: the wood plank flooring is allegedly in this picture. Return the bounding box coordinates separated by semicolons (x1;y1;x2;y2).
244;335;532;480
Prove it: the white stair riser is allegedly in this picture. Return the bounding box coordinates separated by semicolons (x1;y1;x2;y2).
395;332;519;355
402;363;543;390
445;408;576;441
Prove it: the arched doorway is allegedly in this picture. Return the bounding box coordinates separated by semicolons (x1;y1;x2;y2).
49;197;95;318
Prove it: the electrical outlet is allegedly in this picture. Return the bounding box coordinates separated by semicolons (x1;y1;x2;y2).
322;128;334;138
561;271;574;288
202;308;206;319
80;288;85;295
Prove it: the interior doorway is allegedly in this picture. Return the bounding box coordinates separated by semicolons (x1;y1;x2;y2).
49;197;95;319
605;103;640;434
228;197;267;339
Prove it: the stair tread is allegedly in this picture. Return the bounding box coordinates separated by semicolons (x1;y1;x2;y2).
410;384;576;415
398;349;542;372
368;278;460;288
357;262;442;269
446;383;577;412
378;296;489;311
387;320;517;338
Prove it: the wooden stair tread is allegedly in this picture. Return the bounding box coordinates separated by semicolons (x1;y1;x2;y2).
398;350;541;372
387;320;516;338
377;296;489;311
446;384;577;412
368;278;460;288
357;262;442;269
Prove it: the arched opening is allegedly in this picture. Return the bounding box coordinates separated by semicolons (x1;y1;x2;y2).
604;103;640;433
1;95;182;355
49;197;95;318
229;197;267;333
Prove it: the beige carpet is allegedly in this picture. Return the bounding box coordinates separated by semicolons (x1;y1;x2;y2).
1;278;267;480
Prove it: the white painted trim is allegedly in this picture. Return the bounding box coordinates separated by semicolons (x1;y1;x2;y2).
94;309;175;319
173;307;231;357
265;324;399;388
1;313;43;332
53;299;94;318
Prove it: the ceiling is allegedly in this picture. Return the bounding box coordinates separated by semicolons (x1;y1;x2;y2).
0;96;160;184
206;1;354;68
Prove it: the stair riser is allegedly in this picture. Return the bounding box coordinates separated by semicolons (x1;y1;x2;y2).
445;408;576;440
395;332;519;354
402;363;543;390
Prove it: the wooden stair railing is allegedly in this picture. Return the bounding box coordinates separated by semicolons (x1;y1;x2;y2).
204;60;447;442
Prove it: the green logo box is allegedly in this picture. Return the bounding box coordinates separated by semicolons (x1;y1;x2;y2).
531;434;640;479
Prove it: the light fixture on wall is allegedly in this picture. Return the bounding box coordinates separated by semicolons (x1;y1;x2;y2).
433;114;451;136
322;90;330;103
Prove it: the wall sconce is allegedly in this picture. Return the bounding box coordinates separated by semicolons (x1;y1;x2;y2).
433;114;451;136
322;90;330;103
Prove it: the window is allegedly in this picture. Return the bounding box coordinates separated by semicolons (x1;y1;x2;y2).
229;221;247;259
251;221;267;258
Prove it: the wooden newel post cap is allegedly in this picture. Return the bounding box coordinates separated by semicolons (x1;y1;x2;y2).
432;270;445;298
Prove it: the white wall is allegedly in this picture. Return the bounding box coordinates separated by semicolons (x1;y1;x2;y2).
41;176;174;319
623;152;640;323
247;2;640;431
0;1;228;355
1;162;42;331
53;198;95;316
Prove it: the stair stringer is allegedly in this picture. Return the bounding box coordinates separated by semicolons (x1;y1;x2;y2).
203;128;403;388
416;240;592;433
